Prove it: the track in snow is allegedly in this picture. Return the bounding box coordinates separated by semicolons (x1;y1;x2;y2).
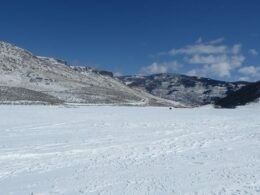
0;105;260;194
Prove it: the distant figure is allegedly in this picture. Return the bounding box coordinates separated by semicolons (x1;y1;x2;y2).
169;107;172;110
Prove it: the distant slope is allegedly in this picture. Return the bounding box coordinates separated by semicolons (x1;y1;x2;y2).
215;81;260;108
0;41;180;106
0;86;63;104
119;74;247;106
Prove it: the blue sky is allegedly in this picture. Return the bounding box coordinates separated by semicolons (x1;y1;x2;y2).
1;0;260;81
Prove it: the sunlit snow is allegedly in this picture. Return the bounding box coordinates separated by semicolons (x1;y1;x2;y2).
0;105;259;194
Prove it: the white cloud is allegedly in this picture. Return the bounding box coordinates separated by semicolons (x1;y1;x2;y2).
140;61;182;75
162;39;245;78
195;37;224;45
187;54;228;65
168;42;241;56
187;54;245;68
169;44;228;56
186;54;245;78
208;38;225;44
231;44;242;54
249;49;258;56
238;76;250;81
239;66;260;78
196;37;203;44
187;62;232;78
153;38;257;79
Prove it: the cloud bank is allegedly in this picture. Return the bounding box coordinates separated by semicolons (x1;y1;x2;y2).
140;61;182;75
238;66;260;81
168;40;245;78
141;38;259;81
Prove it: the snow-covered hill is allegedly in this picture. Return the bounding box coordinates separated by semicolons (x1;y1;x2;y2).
0;41;181;106
119;74;247;106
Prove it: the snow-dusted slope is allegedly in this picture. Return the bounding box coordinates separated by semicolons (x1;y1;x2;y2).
119;74;247;106
0;41;180;106
240;98;260;108
0;86;63;104
0;105;259;194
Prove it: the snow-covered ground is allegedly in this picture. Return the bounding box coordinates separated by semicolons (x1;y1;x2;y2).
0;105;260;195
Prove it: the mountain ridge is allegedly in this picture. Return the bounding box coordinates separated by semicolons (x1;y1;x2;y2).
118;73;248;106
1;41;258;108
0;41;182;107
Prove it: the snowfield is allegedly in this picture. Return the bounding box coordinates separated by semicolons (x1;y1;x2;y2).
0;105;260;195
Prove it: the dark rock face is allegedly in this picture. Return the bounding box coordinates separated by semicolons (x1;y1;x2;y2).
215;81;260;108
119;74;247;106
71;66;113;77
97;70;113;77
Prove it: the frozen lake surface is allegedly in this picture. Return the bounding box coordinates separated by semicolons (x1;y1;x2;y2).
0;105;260;194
